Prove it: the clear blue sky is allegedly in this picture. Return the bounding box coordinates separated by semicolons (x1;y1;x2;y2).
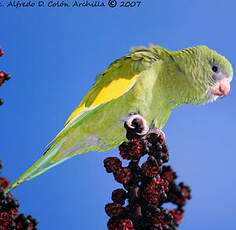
1;0;236;229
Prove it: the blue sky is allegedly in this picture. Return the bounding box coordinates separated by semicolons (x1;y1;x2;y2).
1;0;236;229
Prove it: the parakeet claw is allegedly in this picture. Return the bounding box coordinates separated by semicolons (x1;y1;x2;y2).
124;114;149;136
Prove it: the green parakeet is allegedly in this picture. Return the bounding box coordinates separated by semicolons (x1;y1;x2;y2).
5;45;233;193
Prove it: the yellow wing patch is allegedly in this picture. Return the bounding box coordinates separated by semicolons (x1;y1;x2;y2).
65;75;139;126
65;104;86;126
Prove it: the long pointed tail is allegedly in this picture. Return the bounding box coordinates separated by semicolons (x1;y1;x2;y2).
4;137;70;193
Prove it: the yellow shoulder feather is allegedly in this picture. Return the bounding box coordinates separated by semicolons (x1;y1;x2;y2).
65;75;139;126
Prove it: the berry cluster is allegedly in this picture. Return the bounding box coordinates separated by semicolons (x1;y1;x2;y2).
0;46;11;106
104;115;191;230
0;159;38;230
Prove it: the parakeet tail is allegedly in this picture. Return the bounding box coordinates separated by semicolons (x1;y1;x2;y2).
4;138;70;193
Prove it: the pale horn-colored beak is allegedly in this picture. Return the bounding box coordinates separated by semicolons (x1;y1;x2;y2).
211;78;230;98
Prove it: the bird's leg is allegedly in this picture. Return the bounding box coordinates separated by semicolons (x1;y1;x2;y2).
124;115;166;144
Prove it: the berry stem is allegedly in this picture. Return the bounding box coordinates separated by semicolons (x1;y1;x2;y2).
129;186;141;229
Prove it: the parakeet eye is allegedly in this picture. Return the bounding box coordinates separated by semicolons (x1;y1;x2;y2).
212;65;219;73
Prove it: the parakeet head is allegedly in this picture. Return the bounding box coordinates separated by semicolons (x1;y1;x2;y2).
167;45;233;105
197;46;233;103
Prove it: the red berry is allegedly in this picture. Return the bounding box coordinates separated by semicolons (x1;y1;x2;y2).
119;219;133;230
141;161;160;177
107;218;133;230
104;157;122;173
119;139;144;160
0;46;3;56
0;177;10;189
112;189;127;205
0;160;38;230
168;209;183;224
169;183;191;206
178;187;191;205
114;167;132;184
0;76;5;87
105;203;124;217
151;210;170;228
161;166;176;183
143;178;169;204
162;171;174;183
9;208;18;218
0;211;14;228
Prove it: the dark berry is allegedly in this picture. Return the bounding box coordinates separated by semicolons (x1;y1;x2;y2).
107;217;133;230
112;189;127;205
119;139;144;160
114;167;132;184
105;203;124;217
104;157;122;173
142;178;169;204
141;161;160;178
0;47;4;56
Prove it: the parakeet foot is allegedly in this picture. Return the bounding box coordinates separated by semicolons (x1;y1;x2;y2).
124;114;149;139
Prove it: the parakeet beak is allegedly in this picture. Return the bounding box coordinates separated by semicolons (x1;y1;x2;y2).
211;78;231;98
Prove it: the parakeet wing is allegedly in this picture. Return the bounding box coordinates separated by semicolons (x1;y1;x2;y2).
5;48;160;192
